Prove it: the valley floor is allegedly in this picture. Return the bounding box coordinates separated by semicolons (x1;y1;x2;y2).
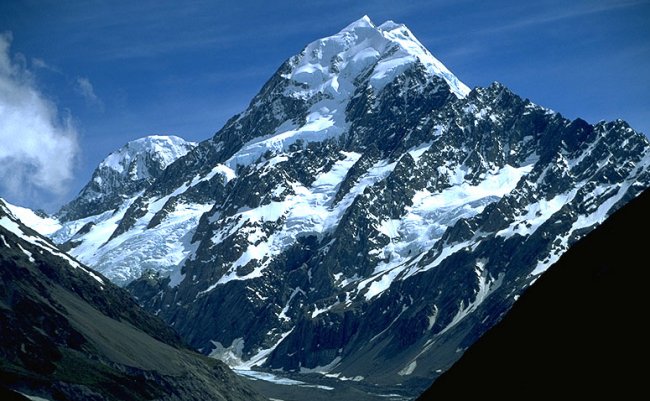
236;370;416;401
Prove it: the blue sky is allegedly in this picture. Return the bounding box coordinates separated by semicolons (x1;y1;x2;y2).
1;0;648;211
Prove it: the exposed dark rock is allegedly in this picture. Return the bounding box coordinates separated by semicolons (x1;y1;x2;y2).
418;188;650;399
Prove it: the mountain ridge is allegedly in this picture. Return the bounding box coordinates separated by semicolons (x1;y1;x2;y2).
417;187;650;399
57;135;196;223
28;16;650;399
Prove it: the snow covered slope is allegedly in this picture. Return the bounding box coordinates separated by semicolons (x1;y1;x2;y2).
2;198;61;236
0;200;104;285
49;16;650;400
51;135;197;284
51;17;470;286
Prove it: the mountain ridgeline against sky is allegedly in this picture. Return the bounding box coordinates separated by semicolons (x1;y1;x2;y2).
20;16;650;398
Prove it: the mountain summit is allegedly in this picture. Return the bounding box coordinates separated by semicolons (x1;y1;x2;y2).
286;15;469;100
46;17;650;399
57;135;196;222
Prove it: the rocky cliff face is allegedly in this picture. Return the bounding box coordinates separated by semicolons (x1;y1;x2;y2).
0;199;262;401
51;16;650;398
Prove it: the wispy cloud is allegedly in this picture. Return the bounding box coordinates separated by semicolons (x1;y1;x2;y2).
0;32;79;208
31;57;60;73
75;76;103;109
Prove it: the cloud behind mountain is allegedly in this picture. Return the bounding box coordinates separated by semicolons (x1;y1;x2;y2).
0;32;79;210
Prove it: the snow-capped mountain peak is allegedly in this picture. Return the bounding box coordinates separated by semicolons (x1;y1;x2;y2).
212;17;471;172
340;14;375;31
377;20;470;97
99;135;195;179
287;15;469;99
57;135;196;222
41;17;650;398
376;19;401;31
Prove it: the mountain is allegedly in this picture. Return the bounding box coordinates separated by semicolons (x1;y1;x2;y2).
51;135;197;285
50;16;650;399
417;187;650;399
58;135;196;223
0;199;262;401
3;200;61;237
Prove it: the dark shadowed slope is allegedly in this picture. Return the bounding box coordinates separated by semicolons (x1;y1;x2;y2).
418;188;650;399
0;199;263;401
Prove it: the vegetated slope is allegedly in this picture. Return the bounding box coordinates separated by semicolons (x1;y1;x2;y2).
46;15;650;398
0;199;262;401
417;188;650;399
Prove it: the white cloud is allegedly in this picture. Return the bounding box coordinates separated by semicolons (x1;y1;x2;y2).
0;32;79;208
75;76;102;108
31;57;59;73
